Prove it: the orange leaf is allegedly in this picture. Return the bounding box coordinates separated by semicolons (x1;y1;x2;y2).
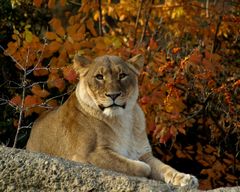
212;160;226;173
54;78;65;92
10;95;22;106
172;47;181;54
47;73;65;92
200;168;215;178
199;179;212;190
223;158;233;165
64;41;75;55
31;85;50;98
33;67;49;77
46;99;58;108
48;0;56;9
225;174;238;182
45;32;58;40
67;25;85;42
205;145;216;154
49;18;65;37
60;0;66;7
63;66;78;83
33;0;42;7
185;145;194;150
176;150;187;159
47;41;62;54
24;95;42;107
233;79;240;89
13;119;19;128
6;41;18;55
177;125;186;135
86;19;97;36
24;95;43;117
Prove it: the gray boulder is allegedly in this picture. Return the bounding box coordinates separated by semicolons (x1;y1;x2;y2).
0;146;239;192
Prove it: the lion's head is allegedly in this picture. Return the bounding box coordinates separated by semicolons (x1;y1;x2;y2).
74;54;144;116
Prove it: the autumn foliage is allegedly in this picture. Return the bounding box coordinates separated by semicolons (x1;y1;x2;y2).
0;0;239;189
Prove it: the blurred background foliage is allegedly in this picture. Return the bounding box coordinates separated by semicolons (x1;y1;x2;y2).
0;0;239;189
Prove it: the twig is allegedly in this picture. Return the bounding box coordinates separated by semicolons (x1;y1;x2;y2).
67;0;81;6
206;0;209;18
98;0;103;36
13;68;27;148
0;98;9;105
19;123;33;130
26;40;47;76
134;0;143;45
211;0;225;53
140;0;154;43
45;86;75;103
211;15;223;53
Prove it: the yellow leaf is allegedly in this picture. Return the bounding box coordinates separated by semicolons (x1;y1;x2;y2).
171;7;184;19
25;30;33;43
93;12;99;21
112;37;122;48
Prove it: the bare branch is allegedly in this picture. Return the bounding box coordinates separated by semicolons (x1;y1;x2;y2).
206;0;209;18
140;0;154;43
98;0;103;36
13;67;27;148
134;0;143;45
26;40;47;76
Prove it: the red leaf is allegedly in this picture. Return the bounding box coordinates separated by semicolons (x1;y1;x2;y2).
149;37;158;50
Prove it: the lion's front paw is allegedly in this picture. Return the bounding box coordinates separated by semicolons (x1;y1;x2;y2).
132;160;151;177
170;172;199;189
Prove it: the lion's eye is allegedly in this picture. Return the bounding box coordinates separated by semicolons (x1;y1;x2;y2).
119;73;127;80
95;74;104;80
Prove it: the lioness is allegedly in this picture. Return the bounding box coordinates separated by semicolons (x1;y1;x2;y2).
26;54;198;188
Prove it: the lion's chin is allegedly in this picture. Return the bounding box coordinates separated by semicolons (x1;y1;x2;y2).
102;106;125;117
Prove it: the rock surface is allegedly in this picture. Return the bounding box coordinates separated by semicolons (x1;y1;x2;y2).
0;146;239;192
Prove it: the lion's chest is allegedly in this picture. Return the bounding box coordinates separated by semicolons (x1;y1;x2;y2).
106;115;138;160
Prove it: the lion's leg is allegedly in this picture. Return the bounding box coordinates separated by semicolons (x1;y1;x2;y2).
140;153;198;188
88;149;151;177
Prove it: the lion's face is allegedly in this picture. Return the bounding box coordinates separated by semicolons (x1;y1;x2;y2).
74;55;144;116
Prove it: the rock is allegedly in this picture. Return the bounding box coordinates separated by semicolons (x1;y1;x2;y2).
0;146;239;192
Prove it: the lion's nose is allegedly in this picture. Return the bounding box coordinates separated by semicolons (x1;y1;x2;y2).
105;92;121;100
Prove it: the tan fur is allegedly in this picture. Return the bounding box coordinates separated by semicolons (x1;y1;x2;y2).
26;55;198;188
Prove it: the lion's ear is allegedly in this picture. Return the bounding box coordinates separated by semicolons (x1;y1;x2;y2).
127;54;144;75
73;55;91;75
